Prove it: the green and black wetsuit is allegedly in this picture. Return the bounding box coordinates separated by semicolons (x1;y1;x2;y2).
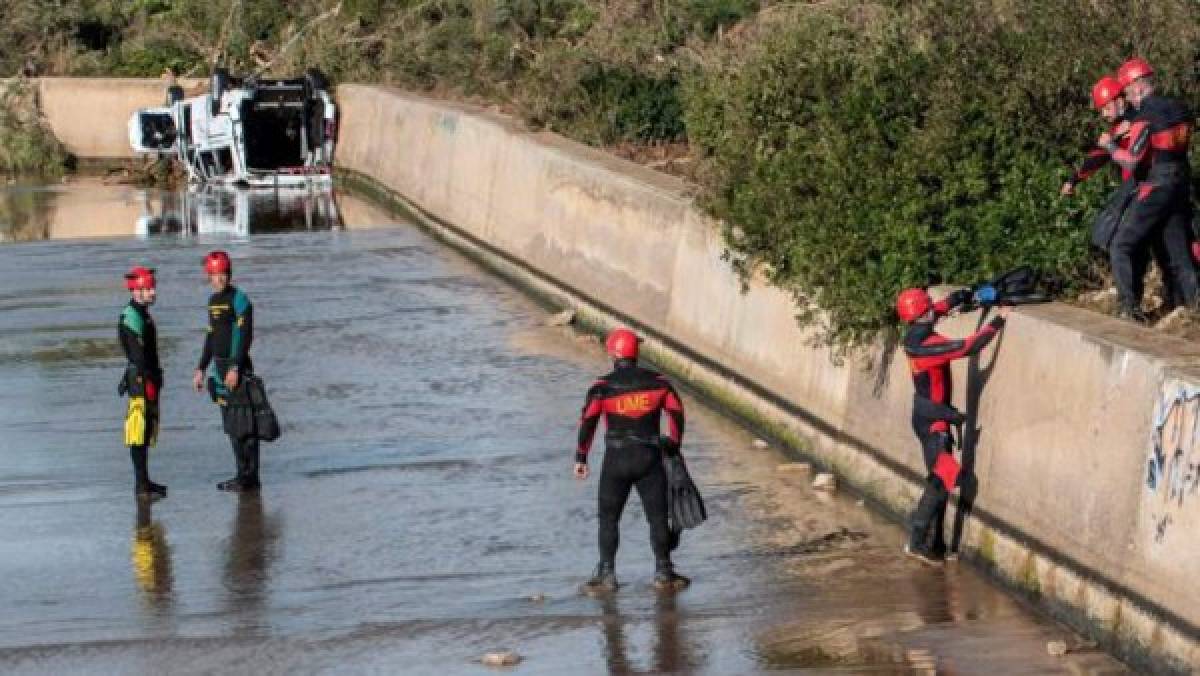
197;285;254;393
197;285;260;489
118;300;163;492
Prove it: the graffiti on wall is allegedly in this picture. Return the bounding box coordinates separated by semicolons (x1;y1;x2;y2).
1146;384;1200;542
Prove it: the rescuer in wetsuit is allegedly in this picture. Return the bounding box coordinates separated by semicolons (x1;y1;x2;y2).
897;288;1008;564
119;266;167;499
191;250;260;492
575;328;688;591
1103;58;1198;320
1062;76;1177;313
1063;77;1133;200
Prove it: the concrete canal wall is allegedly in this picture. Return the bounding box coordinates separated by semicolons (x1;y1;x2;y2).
36;78;201;160
39;77;1200;671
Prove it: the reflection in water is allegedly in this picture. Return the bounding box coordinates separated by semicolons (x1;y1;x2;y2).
137;185;343;237
0;185;55;242
223;494;281;631
599;593;695;674
0;179;344;242
131;499;173;611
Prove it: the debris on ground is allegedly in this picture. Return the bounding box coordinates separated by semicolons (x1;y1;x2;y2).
777;462;811;473
481;650;522;667
545;309;575;327
1154;306;1200;337
812;472;836;491
1046;640;1069;657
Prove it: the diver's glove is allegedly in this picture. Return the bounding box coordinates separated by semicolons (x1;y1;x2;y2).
946;288;973;308
973;285;999;305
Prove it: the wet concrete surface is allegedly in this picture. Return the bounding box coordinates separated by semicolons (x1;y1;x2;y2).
0;182;1129;674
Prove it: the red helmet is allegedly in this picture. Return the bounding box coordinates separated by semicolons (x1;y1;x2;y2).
1116;58;1153;88
605;328;640;360
124;266;156;291
1091;76;1122;110
204;250;232;275
895;288;932;323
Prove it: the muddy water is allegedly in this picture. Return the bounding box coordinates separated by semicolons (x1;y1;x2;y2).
0;182;1126;674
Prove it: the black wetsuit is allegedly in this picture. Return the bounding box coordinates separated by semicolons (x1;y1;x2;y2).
902;295;1004;552
197;285;260;488
118;300;162;490
1105;94;1198;312
577;360;686;566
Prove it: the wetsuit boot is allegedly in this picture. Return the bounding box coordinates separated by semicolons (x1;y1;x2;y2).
218;435;260;491
905;480;946;566
216;477;243;491
240;437;261;490
217;447;243;490
1115;304;1149;324
583;561;618;594
928;501;948;561
131;445;165;499
653;559;690;591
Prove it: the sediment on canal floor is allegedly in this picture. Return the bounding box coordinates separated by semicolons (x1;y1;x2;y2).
36;76;1200;673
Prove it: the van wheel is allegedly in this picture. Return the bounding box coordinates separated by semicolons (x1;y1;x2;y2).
304;68;329;94
210;68;230;115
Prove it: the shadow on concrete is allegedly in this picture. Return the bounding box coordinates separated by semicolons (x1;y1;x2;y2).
871;327;901;398
950;309;1007;554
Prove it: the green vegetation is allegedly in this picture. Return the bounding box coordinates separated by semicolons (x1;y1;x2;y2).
685;1;1200;347
2;0;1198;345
0;81;69;176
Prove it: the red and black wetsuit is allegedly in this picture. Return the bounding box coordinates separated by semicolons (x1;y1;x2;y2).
577;359;685;565
1068;117;1135;187
902;295;1005;552
1105;95;1198;311
1069;113;1179;305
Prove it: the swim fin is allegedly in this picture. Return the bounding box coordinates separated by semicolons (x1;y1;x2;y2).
125;397;146;447
663;454;707;530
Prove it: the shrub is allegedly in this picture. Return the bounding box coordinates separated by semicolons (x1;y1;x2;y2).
0;80;69;177
683;0;1200;348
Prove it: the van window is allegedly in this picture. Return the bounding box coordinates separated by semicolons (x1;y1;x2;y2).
216;148;234;175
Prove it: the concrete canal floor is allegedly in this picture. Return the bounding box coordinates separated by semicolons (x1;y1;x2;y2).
0;180;1128;674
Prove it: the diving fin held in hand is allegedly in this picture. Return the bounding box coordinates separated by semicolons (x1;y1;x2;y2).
661;437;707;531
965;265;1052;310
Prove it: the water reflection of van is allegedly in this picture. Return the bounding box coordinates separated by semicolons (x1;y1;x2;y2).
129;69;336;188
137;186;342;237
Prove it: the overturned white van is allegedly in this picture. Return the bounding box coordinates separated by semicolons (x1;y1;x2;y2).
129;69;336;187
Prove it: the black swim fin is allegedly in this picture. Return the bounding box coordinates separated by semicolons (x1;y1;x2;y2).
663;454;707;530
